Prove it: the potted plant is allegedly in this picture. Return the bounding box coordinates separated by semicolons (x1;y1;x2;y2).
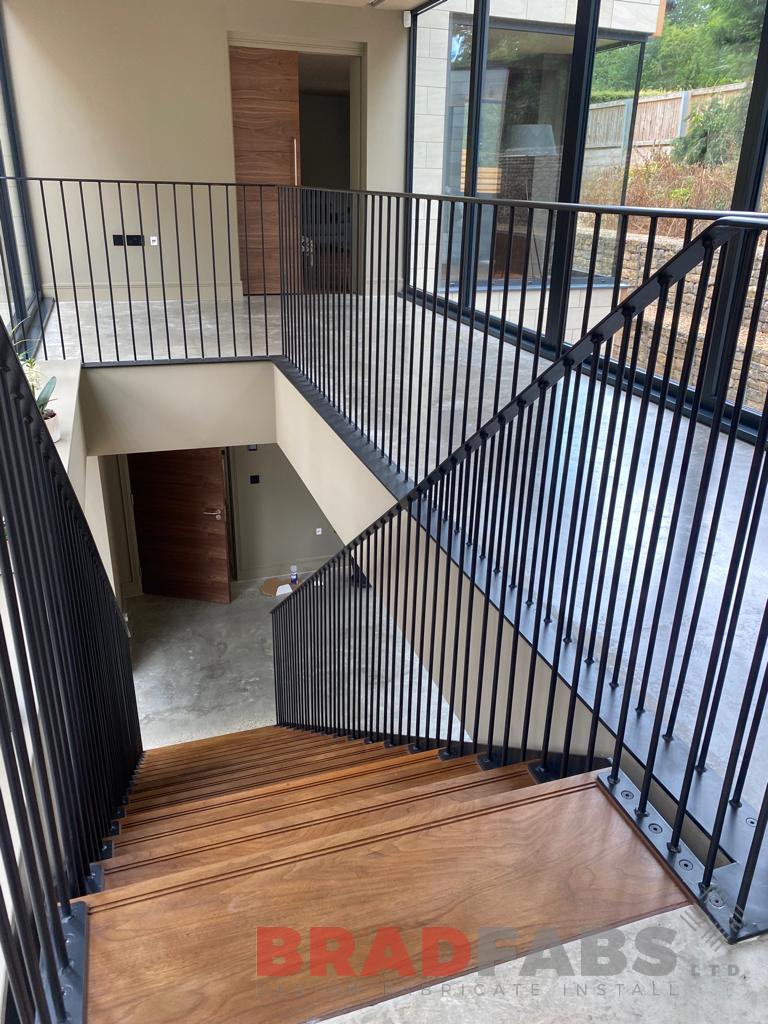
21;357;60;442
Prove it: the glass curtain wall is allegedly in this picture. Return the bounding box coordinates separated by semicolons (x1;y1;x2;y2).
410;0;768;370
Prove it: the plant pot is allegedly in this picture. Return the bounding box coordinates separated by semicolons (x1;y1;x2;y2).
44;411;61;443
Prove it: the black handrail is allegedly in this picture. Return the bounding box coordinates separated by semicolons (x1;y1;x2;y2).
0;319;142;1024
272;213;768;943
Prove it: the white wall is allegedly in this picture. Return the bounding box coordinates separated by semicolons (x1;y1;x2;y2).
4;0;408;191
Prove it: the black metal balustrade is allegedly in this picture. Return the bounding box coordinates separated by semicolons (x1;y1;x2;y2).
1;173;767;951
272;214;768;943
0;320;142;1024
5;176;752;486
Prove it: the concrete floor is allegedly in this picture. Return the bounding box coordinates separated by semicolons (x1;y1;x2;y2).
128;579;279;749
128;573;464;750
328;904;768;1024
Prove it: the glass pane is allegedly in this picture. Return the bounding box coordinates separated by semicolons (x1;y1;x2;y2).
412;2;475;298
412;1;473;200
581;39;644;207
613;0;765;213
469;5;576;328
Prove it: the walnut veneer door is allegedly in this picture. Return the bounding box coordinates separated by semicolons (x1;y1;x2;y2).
128;448;232;604
230;46;300;295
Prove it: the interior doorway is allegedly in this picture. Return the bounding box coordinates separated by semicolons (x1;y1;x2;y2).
298;53;354;191
127;448;233;604
229;45;362;296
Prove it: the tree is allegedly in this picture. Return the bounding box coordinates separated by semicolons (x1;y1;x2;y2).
591;0;765;98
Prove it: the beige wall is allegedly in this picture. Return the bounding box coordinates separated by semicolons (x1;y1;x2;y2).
273;366;394;543
4;1;406;303
79;361;277;455
77;362;395;591
4;0;407;190
230;443;341;579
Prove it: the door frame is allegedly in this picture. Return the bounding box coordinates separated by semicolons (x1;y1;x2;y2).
227;33;366;191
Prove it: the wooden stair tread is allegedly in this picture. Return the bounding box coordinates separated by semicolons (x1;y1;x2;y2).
114;752;483;843
83;774;688;1024
135;732;347;784
125;743;411;811
104;764;537;888
119;747;446;828
130;739;395;798
138;726;317;769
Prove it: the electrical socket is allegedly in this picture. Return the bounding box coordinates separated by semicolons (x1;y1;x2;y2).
315;527;322;536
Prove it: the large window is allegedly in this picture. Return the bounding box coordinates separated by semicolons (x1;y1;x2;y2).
411;0;768;213
582;0;766;212
408;0;768;422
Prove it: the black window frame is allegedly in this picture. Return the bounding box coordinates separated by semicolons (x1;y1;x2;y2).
407;0;768;440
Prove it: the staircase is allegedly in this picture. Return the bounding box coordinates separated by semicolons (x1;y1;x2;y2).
79;726;687;1024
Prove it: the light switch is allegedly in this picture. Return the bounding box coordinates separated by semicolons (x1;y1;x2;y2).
316;527;322;536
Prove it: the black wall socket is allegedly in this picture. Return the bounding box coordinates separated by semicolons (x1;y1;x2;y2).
112;234;145;247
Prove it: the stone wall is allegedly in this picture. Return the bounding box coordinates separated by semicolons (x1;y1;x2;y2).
573;227;768;413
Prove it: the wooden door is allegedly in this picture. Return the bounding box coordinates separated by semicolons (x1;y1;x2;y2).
128;448;232;604
230;46;301;295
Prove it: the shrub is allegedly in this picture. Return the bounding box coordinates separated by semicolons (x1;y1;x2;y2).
580;152;767;235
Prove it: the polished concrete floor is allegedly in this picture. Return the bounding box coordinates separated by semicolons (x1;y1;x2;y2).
328;904;768;1024
127;575;463;751
128;580;279;749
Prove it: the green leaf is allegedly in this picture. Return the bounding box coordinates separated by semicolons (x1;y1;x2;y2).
36;376;56;413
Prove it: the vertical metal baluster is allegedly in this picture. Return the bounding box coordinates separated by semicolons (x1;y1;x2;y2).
240;186;253;357
492;204;515;412
153;183;171;358
135;182;154;360
116;181;137;359
414;199;432;480
471;424;507;754
435;201;456;467
207;183;221;357
58;181;84;362
423;201;443;480
189;184;204;356
475;203;498;429
404;199;419;480
171;183;188;359
38;182;65;358
459;203;483;448
260;186;269;355
384;195;393;463
396;197;410;472
78;181;101;362
225;185;237;356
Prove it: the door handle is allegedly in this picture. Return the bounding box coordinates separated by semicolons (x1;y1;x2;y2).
203;508;223;521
